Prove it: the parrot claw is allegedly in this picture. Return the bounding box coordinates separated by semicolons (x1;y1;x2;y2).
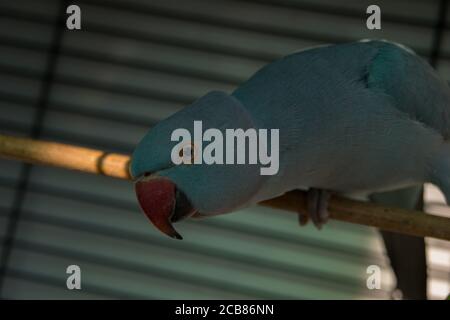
298;188;330;230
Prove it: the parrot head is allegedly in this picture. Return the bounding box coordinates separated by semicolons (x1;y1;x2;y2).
130;91;265;239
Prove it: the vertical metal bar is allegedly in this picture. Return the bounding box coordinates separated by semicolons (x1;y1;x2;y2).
0;0;68;295
429;0;449;68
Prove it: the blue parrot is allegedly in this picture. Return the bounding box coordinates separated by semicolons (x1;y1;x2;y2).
131;40;450;241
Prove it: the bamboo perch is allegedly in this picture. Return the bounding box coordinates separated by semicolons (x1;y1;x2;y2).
0;133;449;241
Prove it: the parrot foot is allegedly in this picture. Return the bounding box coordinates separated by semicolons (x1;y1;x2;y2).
298;188;330;230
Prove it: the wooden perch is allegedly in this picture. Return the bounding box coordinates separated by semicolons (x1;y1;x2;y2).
0;133;449;241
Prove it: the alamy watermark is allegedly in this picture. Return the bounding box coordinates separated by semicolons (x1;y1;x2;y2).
66;265;81;290
366;5;381;30
170;121;279;176
366;265;381;290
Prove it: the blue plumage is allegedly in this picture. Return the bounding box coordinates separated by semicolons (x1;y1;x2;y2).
131;40;450;236
231;40;450;202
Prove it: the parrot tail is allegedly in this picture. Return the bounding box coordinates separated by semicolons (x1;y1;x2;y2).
430;142;450;204
432;79;450;200
370;186;427;299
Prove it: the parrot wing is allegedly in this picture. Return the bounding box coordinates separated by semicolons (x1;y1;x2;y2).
366;41;450;139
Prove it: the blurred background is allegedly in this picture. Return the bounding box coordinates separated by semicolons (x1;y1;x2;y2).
0;0;449;299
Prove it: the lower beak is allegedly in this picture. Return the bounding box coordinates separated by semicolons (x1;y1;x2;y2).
134;176;195;240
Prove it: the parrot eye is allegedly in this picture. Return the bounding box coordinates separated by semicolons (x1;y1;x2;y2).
178;142;196;164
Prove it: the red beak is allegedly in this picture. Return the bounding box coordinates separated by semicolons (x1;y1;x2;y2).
135;176;182;240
